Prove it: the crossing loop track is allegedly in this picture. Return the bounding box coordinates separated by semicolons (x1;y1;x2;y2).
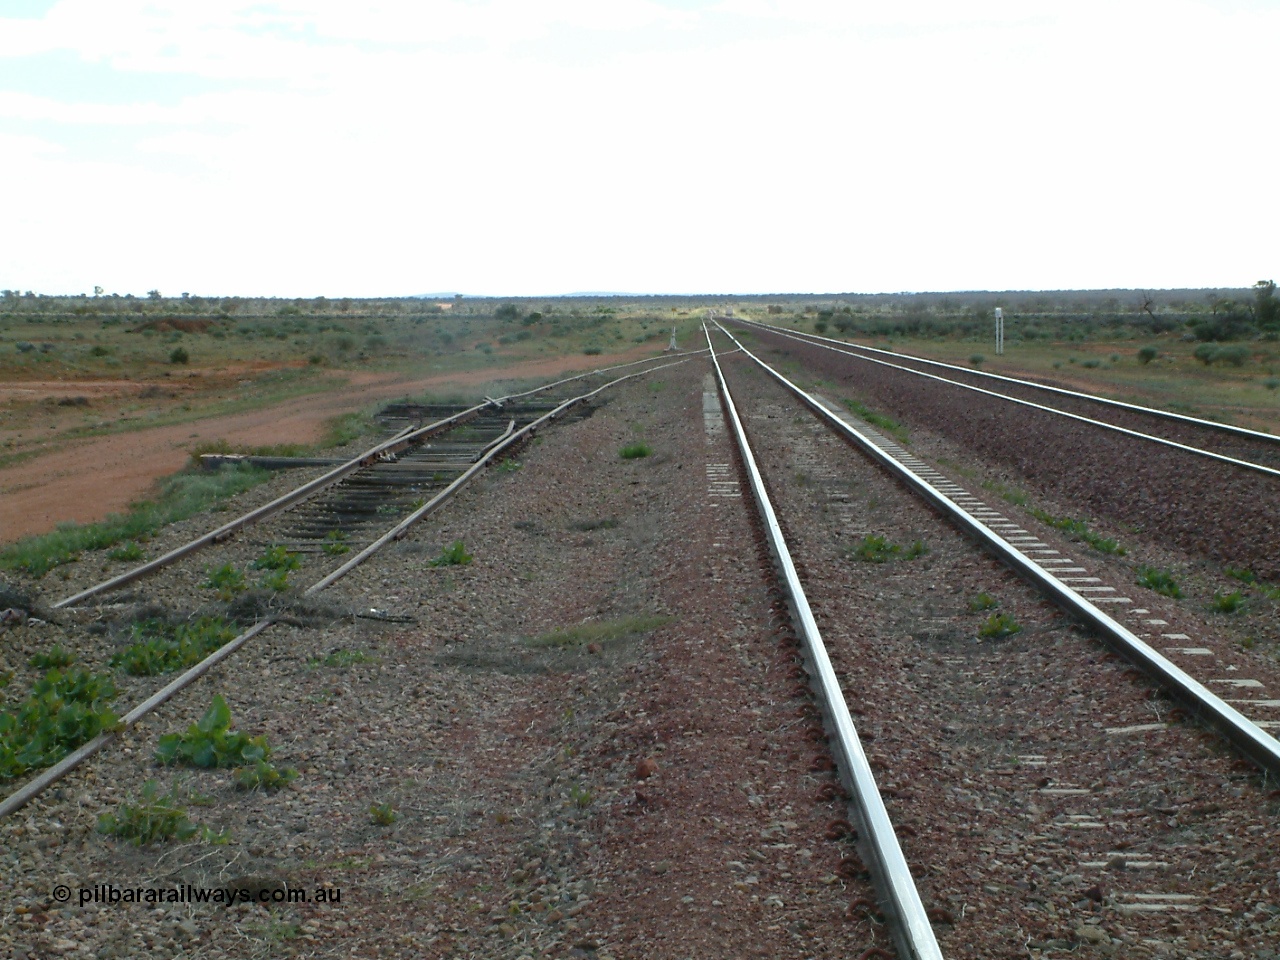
710;319;1280;778
0;353;695;820
706;325;944;960
729;317;1280;479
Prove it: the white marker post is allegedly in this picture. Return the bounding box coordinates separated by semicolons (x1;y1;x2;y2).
994;307;1004;356
666;325;678;351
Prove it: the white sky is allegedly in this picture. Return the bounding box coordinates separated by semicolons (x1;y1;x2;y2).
0;0;1275;297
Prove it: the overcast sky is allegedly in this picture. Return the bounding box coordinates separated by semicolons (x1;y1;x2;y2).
1;0;1275;298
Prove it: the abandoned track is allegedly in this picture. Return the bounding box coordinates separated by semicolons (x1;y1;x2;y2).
709;321;1280;958
0;354;695;819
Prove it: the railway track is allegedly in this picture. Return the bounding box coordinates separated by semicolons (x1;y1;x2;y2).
726;319;1280;583
729;317;1280;473
0;352;696;818
706;320;1280;957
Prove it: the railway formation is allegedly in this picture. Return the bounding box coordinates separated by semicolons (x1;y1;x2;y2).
1;327;1278;959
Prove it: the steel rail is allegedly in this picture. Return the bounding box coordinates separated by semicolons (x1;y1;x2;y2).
733;316;1280;445
308;357;693;593
705;325;943;960
729;318;1280;481
0;356;692;819
711;320;1280;778
52;350;705;610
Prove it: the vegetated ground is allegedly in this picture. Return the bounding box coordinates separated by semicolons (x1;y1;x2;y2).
0;346;663;544
0;297;700;544
0;360;890;960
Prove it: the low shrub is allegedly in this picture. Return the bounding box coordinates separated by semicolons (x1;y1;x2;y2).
429;540;473;567
155;695;270;769
620;442;651;460
1136;566;1182;599
846;535;927;563
978;612;1022;639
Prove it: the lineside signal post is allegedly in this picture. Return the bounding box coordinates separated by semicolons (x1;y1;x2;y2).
994;307;1004;356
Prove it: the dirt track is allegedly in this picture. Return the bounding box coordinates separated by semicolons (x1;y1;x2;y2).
0;347;662;544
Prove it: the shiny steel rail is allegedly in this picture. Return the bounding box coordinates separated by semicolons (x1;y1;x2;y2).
712;320;1280;778
730;318;1280;480
1;356;694;819
705;326;944;960
53;349;706;610
733;316;1280;445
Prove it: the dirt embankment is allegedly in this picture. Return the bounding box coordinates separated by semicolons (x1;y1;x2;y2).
0;347;664;544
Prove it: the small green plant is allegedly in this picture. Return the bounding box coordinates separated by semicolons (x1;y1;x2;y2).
155;695;270;769
1264;377;1280;391
203;563;247;600
1226;566;1257;584
108;541;144;562
0;668;119;779
1029;509;1126;555
981;479;1026;506
843;398;908;443
370;802;397;826
620;442;651;460
527;614;671;650
29;645;76;670
978;612;1022;639
1210;590;1245;614
1136;566;1183;599
258;569;291;592
111;617;236;676
97;780;224;845
236;759;298;792
570;517;619;532
569;784;593;808
321;529;349;555
969;354;985;366
252;545;301;572
846;535;927;563
1080;359;1100;369
169;347;189;364
968;593;998;612
496;458;521;473
311;648;375;668
1137;346;1158;364
429;540;473;567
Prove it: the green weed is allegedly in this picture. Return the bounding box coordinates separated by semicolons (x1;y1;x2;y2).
154;695;270;769
981;479;1026;506
202;563;247;600
97;780;226;845
0;668;118;779
1029;509;1126;555
236;758;298;792
1136;566;1183;599
842;398;909;443
569;785;593;808
968;593;999;612
258;569;291;592
0;463;269;577
429;540;473;567
846;535;927;563
620;442;651;460
107;541;144;562
1225;567;1257;584
322;529;350;555
978;613;1022;639
110;617;237;676
252;545;301;571
1210;590;1245;614
370;802;397;826
28;645;76;670
570;517;619;532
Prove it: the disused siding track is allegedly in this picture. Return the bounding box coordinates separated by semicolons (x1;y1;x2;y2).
708;321;1280;958
0;353;695;818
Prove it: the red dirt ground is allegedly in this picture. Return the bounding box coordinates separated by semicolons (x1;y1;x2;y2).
0;347;663;544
